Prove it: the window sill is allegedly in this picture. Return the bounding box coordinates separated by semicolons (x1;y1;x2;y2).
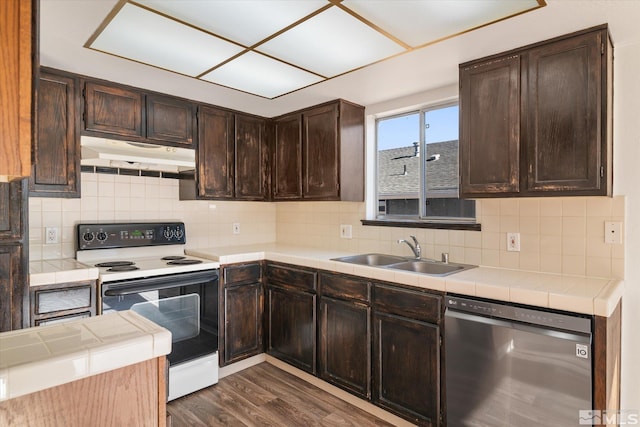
361;219;481;231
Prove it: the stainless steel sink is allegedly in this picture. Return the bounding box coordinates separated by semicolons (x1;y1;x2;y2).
331;253;411;266
385;260;476;277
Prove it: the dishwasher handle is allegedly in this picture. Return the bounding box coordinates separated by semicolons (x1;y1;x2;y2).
445;308;591;344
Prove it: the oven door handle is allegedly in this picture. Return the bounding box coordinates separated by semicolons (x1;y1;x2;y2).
103;271;218;296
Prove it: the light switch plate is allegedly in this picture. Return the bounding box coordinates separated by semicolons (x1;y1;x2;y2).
340;224;352;239
232;223;240;235
506;232;520;252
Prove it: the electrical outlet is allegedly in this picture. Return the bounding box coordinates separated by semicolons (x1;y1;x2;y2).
506;232;520;252
232;223;240;235
340;224;352;239
604;221;622;244
45;227;59;244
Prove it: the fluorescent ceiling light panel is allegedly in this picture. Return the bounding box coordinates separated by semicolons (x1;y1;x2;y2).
90;3;243;76
257;6;405;78
343;0;543;47
201;52;324;99
87;0;544;98
136;0;328;47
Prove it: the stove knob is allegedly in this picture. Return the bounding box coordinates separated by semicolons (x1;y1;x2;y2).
163;228;174;240
175;228;184;239
82;232;94;242
96;232;108;242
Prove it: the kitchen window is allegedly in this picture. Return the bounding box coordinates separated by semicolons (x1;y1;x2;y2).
375;102;476;223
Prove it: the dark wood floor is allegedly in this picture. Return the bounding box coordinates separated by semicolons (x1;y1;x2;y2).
167;363;395;427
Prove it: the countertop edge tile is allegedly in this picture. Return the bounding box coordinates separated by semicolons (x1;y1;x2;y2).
29;259;98;287
0;311;171;402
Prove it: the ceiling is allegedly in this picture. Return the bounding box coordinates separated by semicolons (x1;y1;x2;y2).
40;0;640;118
85;0;542;99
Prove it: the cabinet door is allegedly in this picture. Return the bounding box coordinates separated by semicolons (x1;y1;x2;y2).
31;70;80;197
0;244;25;332
84;82;143;138
319;296;371;399
196;106;234;198
303;103;339;200
146;94;195;147
525;30;604;193
0;181;23;241
235;114;267;200
459;55;520;196
273;114;302;200
223;282;263;365
266;285;316;374
373;312;440;426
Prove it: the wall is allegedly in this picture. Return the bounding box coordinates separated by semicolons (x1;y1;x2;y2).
276;197;625;279
28;172;276;260
612;41;640;413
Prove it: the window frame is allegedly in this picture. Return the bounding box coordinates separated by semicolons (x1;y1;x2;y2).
374;100;476;224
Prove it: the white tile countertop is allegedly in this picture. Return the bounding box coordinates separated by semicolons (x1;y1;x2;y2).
29;259;99;286
0;311;171;401
186;244;623;317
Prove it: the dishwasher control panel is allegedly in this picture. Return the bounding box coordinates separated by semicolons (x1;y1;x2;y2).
445;295;592;334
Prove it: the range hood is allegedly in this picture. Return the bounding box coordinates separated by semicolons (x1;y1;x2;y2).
81;136;195;173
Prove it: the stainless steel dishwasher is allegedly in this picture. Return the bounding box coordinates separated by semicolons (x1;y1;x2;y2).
445;295;592;427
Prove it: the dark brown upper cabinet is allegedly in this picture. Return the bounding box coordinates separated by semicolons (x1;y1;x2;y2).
30;69;80;197
273;114;302;200
146;94;195;146
272;99;365;201
82;79;196;148
459;24;612;198
192;108;269;201
196;106;235;199
83;81;144;139
460;55;520;196
525;30;609;194
235;114;268;200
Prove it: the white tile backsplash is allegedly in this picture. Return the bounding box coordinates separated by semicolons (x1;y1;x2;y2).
29;175;624;279
29;173;276;260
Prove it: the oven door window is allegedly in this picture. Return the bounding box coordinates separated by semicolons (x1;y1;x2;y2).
132;294;200;342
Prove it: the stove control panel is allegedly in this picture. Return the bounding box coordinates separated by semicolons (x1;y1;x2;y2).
77;222;186;250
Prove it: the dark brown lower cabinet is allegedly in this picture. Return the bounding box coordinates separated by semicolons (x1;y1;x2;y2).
319;296;371;399
373;312;440;426
373;283;443;427
266;285;316;374
220;262;263;366
0;179;28;332
223;282;263;365
0;245;26;331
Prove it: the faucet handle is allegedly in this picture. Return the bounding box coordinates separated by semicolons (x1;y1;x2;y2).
441;252;449;264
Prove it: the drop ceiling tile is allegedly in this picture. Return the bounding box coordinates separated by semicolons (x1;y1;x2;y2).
89;3;244;77
201;51;324;99
343;0;543;47
257;6;405;78
136;0;329;47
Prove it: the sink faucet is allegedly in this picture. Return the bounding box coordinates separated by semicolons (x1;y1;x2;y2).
397;235;421;259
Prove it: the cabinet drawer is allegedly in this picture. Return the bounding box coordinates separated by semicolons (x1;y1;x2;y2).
266;263;316;291
373;284;442;324
320;273;370;303
224;262;261;285
34;285;92;314
36;312;91;326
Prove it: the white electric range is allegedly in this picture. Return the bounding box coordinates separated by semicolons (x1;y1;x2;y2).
76;222;220;401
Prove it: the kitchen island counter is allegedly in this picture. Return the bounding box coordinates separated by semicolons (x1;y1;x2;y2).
0;310;171;402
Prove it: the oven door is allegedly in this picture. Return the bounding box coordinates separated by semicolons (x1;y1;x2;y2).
101;269;219;366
